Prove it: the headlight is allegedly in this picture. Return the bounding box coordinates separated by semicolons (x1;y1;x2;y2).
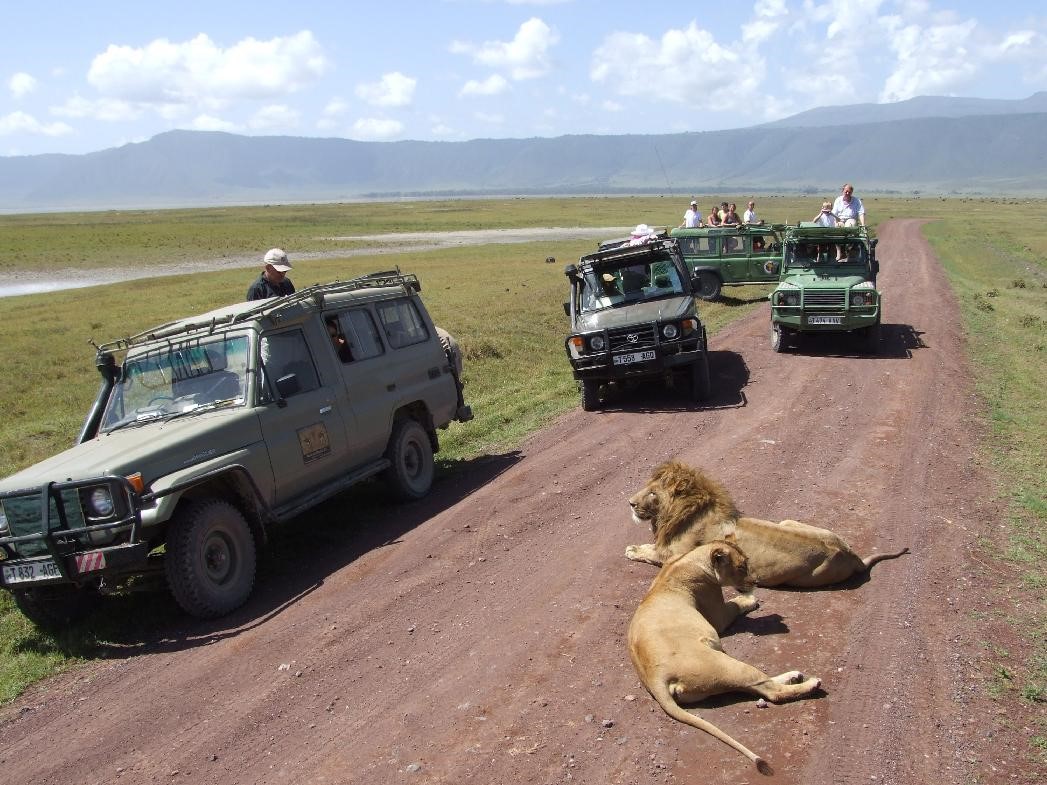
850;291;875;306
86;487;115;518
662;323;679;340
773;292;801;306
589;335;606;351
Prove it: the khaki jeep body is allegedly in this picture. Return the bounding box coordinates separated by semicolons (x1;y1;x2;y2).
0;271;471;626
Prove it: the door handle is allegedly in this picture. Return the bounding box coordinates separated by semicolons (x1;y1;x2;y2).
386;383;396;392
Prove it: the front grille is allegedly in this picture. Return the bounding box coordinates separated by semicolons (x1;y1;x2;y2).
608;324;657;352
804;289;846;308
2;491;87;557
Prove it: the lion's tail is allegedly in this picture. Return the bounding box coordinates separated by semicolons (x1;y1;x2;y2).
649;680;772;776
862;547;910;571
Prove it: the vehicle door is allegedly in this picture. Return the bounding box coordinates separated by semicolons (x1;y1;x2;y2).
254;327;353;503
720;231;749;281
324;306;395;464
373;296;456;426
676;234;718;277
749;229;781;279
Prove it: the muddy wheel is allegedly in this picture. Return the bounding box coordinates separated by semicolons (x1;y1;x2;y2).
580;380;601;411
771;323;788;353
383;418;435;501
695;272;722;301
165;499;256;619
12;584;100;630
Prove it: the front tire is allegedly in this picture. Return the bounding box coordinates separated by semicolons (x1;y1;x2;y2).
165;499;256;619
383;418;435;500
771;323;787;353
580;379;601;411
863;323;881;355
695;272;722;301
690;354;711;401
13;584;100;631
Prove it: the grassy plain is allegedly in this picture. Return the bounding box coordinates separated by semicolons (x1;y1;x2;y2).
0;196;1043;737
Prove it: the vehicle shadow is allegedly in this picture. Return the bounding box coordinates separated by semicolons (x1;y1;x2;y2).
595;350;750;413
33;451;525;655
786;322;925;359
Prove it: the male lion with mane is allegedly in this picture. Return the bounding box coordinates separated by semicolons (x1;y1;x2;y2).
625;460;908;587
629;538;821;776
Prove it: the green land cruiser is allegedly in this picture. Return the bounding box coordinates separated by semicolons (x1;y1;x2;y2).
0;271;472;627
769;224;881;353
563;237;711;411
670;224;785;300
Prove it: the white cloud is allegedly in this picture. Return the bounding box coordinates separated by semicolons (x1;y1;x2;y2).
51;95;141;122
323;98;349;117
460;74;509;97
602;99;623;112
191;114;239;132
450;17;558;80
87;31;329;105
474;111;505;125
0;111;73;137
8;72;37;99
356;72;416;107
880;18;977;101
591;23;750;104
743;0;789;44
351;117;404;140
249;104;300;130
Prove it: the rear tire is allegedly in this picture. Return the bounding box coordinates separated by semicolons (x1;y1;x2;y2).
695;272;722;301
580;380;601;411
383;418;435;500
165;499;256;619
13;584;100;631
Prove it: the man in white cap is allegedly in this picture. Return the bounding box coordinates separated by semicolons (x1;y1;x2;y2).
681;200;702;228
246;248;296;301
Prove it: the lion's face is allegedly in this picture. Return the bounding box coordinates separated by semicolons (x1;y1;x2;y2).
629;483;662;527
710;541;756;594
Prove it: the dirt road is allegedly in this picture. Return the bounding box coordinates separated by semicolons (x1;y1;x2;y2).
1;219;1038;783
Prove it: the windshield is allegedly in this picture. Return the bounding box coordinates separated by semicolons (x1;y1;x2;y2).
100;334;251;432
784;240;867;270
578;258;685;314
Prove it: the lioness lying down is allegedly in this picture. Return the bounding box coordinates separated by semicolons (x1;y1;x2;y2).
626;460;908;587
629;539;821;776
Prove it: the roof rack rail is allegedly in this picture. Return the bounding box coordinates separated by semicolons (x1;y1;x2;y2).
97;268;420;353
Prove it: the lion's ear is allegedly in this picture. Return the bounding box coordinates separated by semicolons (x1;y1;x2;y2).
711;547;729;567
723;532;737;545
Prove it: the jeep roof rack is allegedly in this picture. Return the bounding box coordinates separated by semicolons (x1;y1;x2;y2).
579;237;680;268
97;269;421;354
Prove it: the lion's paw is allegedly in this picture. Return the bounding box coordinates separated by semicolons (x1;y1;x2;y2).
736;593;760;614
775;671;806;685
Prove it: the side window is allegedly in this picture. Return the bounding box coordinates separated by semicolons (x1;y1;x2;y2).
723;233;747;255
338;308;385;361
259;330;320;400
376;299;429;349
679;237;716;256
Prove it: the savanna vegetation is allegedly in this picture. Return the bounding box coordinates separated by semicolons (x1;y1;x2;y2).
1;196;1043;748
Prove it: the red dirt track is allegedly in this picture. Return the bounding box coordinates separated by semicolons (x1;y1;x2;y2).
1;219;1040;784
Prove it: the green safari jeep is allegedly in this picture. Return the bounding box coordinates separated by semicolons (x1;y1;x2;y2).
0;271;472;627
769;224;881;353
670;224;785;300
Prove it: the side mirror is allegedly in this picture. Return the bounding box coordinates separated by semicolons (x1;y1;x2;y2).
275;373;301;399
562;301;571;317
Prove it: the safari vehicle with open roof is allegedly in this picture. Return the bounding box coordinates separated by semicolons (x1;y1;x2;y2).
0;271;472;628
563;236;711;411
769;224;881;353
670;224;786;300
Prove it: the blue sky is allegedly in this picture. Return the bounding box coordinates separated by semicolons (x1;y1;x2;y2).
2;0;1045;157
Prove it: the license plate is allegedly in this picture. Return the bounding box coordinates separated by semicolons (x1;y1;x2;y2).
808;315;843;325
2;559;62;585
613;350;656;366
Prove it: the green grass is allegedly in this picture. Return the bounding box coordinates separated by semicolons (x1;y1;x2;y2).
922;206;1047;763
1;196;1044;732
